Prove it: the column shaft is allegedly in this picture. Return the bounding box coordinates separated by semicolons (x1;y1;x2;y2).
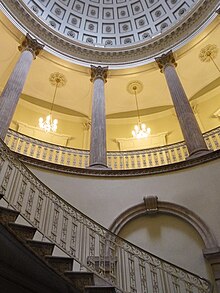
156;51;210;158
0;51;33;139
0;34;43;140
164;64;208;156
89;66;108;169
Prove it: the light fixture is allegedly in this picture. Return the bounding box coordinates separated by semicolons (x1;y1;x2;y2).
39;72;66;132
127;81;151;139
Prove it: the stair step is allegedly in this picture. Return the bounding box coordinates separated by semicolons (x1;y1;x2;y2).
64;271;94;291
8;222;36;240
45;256;73;273
84;286;116;293
0;206;20;223
27;239;55;257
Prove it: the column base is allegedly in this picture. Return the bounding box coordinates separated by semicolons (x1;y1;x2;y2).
87;162;111;170
187;149;213;160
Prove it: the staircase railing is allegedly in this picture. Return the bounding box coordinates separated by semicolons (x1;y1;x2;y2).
5;126;220;170
0;139;212;293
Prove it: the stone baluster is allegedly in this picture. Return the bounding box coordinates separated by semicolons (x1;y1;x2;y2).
89;66;109;169
0;34;44;140
156;51;210;158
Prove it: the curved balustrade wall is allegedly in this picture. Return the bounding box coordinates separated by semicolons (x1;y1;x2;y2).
5;127;220;170
0;139;212;293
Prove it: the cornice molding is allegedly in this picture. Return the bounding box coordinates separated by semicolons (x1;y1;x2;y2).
1;0;219;67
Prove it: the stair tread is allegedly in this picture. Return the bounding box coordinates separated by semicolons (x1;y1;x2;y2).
27;239;54;246
45;255;73;260
0;206;20;222
45;256;73;273
8;222;37;231
8;222;37;240
65;271;93;275
0;206;20;215
64;271;95;290
27;239;55;256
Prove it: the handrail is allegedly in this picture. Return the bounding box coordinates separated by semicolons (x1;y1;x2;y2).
0;139;212;293
5;127;220;170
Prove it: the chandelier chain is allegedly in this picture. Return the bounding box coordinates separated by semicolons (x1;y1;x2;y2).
39;72;66;132
134;87;141;124
210;55;220;73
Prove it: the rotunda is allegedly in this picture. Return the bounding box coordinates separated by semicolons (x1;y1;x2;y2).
0;1;220;292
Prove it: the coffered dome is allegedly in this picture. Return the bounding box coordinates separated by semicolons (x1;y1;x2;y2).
2;0;219;66
25;0;197;47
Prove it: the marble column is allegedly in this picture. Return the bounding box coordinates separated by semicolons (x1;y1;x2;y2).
156;51;210;158
89;66;109;169
0;34;43;140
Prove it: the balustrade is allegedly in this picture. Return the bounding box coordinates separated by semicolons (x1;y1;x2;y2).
5;127;220;170
0;138;212;292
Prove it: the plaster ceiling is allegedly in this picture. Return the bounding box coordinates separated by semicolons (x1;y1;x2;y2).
23;0;197;47
1;0;219;66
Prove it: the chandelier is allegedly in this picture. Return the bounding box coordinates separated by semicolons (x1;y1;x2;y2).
39;72;66;132
128;81;151;139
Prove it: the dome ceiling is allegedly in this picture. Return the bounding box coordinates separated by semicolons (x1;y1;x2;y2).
24;0;196;47
2;0;219;66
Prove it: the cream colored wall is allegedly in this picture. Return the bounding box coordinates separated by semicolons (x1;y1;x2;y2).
28;158;220;286
106;111;183;150
119;214;212;283
10;99;86;148
194;94;220;132
11;92;220;151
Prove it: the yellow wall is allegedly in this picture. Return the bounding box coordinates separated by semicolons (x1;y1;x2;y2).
10;91;220;151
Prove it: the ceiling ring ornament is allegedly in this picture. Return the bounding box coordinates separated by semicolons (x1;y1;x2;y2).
127;81;143;95
199;44;218;62
1;0;220;67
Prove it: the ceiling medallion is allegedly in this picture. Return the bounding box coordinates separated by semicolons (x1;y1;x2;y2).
199;44;220;73
199;44;218;62
49;72;67;87
127;81;143;95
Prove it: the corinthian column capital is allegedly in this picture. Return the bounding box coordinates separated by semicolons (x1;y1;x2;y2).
18;34;44;59
90;65;108;83
155;50;177;73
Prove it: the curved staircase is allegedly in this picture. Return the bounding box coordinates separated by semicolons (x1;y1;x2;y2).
0;197;115;292
0;139;213;293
